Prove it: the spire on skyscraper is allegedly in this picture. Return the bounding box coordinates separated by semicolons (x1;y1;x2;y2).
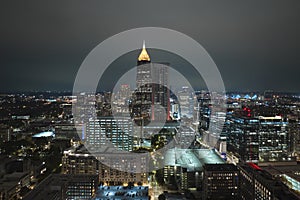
138;40;151;62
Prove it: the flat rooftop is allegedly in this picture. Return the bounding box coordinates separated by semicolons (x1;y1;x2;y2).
164;149;224;171
261;164;300;182
204;163;238;172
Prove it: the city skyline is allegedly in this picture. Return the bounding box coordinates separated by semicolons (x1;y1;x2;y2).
1;0;300;92
1;1;300;199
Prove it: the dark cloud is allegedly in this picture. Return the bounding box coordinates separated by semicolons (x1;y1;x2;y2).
0;0;299;92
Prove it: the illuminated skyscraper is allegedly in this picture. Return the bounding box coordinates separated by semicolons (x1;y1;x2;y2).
85;117;133;152
132;41;170;123
133;41;152;123
228;113;291;163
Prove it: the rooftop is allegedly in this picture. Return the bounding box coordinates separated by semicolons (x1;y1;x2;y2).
204;163;238;172
32;131;54;138
164;149;224;171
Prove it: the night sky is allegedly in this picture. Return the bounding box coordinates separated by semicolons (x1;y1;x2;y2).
1;0;300;92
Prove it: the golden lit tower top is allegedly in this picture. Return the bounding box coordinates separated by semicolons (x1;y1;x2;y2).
138;40;151;62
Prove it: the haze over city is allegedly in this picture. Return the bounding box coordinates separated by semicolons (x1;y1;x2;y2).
1;0;300;92
0;1;300;200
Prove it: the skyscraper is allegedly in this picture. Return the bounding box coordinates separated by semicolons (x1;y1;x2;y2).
228;114;291;164
132;41;170;123
85;117;133;152
133;41;152;124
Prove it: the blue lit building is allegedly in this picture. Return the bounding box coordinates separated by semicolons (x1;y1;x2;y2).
228;115;292;164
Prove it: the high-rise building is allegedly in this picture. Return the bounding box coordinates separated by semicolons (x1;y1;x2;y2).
177;86;194;118
96;148;149;186
228;116;260;163
62;145;98;175
228;114;292;164
239;163;299;200
64;175;98;200
113;84;131;114
151;62;170;121
62;145;148;187
163;149;224;190
132;42;170;123
202;164;239;200
176;125;196;148
289;119;300;161
198;92;211;131
133;41;153;124
85;116;133;152
54;123;79;140
258;115;290;163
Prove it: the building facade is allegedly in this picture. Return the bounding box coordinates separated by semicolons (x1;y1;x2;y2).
96;149;148;186
85;116;133;152
239;163;298;200
62;146;98;175
228;115;291;164
202;164;239;200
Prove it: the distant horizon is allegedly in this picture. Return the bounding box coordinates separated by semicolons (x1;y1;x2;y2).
0;89;299;95
2;47;299;93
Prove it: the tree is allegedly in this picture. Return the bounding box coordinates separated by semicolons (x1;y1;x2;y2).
158;194;166;200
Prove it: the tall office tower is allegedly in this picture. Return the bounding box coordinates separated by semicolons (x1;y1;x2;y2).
202;164;239;200
198;92;211;131
177;86;194;118
133;41;152;124
228;114;291;164
132;42;170;123
85;117;133;151
204;111;227;148
258;115;290;163
151;62;170;121
113;84;131;114
74;93;98;123
228;116;260;163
